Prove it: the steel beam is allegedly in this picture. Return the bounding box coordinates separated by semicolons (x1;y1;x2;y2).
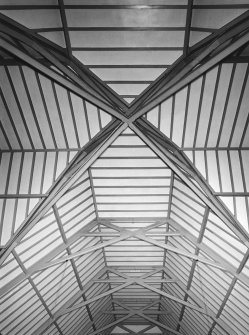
108;267;238;335
168;218;249;287
128;10;249;119
106;269;210;315
163;267;240;335
183;0;193;57
0;120;128;265
92;265;243;335
33;268;128;335
0;13;128;114
131;120;249;247
32;266;108;335
0;220;98;297
35;230;137;271
58;281;135;316
134;231;220;268
118;324;155;335
103;310;171;315
88;315;133;335
101;300;183;335
37;222;219;270
139;314;182;335
0;37;127;122
93;279;177;284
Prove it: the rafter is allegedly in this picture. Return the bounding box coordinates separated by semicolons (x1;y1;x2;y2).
31;266;118;335
167;218;249;287
103;311;171;315
131;119;249;247
0;12;128;114
87;315;133;335
0;120;127;265
53;204;97;333
97;300;183;335
0;220;98;297
105;269;211;315
29;221;221;271
108;266;239;335
0;36;127;121
58;0;72;58
93;279;178;284
183;0;193;57
128;10;249;119
117;324;156;335
1;7;249;335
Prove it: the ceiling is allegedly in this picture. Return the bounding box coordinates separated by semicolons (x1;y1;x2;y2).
1;1;249;335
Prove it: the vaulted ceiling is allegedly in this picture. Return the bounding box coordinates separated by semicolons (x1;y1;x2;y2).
1;2;249;335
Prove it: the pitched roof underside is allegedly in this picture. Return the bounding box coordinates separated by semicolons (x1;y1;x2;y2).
1;2;249;335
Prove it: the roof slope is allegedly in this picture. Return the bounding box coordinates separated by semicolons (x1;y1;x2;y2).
1;2;249;335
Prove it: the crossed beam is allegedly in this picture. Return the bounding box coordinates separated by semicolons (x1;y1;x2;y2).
1;11;249;120
1;11;249;335
2;216;248;301
32;263;238;335
111;324;161;335
34;266;211;335
93;300;181;335
1;116;249;264
1;10;249;266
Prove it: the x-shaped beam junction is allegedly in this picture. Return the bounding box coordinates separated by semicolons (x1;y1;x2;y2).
4;214;247;301
103;266;239;335
17;220;222;272
1;10;249;335
100;268;212;316
88;300;182;335
90;267;238;335
38;265;208;331
1;10;249;265
0;119;128;264
1;11;249;121
113;324;159;335
33;262;236;335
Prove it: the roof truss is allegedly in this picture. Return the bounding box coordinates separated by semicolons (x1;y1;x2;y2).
1;8;249;335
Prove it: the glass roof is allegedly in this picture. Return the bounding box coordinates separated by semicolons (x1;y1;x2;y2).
1;2;249;335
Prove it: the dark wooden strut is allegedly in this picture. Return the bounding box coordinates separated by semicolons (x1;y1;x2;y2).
1;9;249;335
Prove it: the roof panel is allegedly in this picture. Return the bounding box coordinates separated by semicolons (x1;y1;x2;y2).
0;9;62;29
1;4;249;335
66;9;187;27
